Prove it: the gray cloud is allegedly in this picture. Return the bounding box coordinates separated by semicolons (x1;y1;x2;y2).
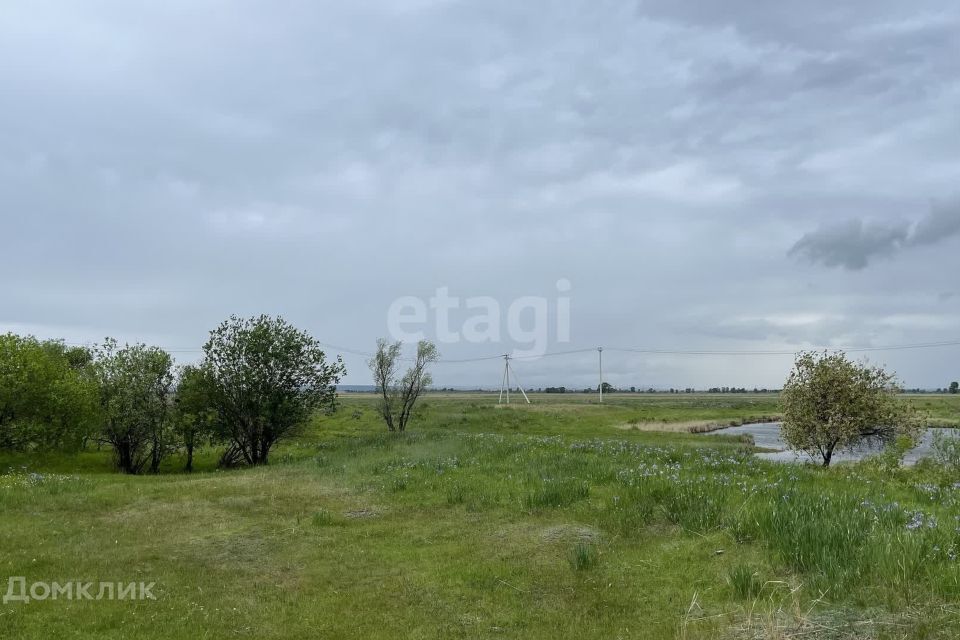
789;197;960;270
2;1;960;388
788;219;911;270
911;197;960;246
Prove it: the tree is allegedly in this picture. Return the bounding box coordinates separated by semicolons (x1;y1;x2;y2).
780;351;922;467
0;334;99;451
950;381;959;395
201;315;345;466
94;340;175;474
369;339;438;432
173;365;216;472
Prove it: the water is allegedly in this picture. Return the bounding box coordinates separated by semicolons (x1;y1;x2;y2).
712;423;958;465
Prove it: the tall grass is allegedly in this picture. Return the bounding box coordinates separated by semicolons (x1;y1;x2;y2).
306;423;960;608
568;542;599;571
524;478;590;509
727;565;762;599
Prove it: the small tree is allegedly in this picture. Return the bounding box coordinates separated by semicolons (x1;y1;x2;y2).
780;351;922;467
173;365;216;472
369;339;438;432
201;315;345;466
950;381;959;395
94;340;175;474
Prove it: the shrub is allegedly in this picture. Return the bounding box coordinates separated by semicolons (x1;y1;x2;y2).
0;334;99;452
201;315;345;466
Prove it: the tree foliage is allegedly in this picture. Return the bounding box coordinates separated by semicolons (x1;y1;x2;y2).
200;315;345;466
780;351;922;466
369;339;438;432
173;365;216;472
0;334;98;451
93;339;175;474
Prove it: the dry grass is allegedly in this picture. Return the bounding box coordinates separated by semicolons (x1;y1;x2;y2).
615;420;716;432
614;416;781;434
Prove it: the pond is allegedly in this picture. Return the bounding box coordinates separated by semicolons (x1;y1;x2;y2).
712;423;958;465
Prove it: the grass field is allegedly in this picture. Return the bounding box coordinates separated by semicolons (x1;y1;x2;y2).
2;393;960;639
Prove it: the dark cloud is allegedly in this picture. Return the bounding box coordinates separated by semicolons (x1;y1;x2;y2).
910;196;960;246
789;197;960;270
788;219;911;270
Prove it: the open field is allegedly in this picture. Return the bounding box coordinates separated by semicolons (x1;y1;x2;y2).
2;393;960;639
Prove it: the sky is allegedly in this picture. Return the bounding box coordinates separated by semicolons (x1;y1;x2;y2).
2;0;959;389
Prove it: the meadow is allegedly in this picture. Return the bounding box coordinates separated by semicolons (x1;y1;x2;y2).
2;393;960;639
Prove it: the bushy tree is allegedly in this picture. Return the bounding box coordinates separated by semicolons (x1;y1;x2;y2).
94;340;175;474
950;381;959;395
173;364;216;472
369;339;438;432
0;334;98;451
780;351;922;466
201;315;345;466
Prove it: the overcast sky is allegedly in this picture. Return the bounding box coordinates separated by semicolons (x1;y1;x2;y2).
2;1;959;389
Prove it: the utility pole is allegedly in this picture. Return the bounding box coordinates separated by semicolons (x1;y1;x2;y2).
499;356;508;404
506;355;510;404
598;347;604;404
498;354;530;405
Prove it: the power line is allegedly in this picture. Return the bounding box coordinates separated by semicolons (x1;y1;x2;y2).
401;339;960;362
510;348;598;360
606;340;960;356
44;338;960;362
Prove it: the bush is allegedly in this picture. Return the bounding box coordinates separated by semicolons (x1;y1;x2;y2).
0;334;98;451
201;315;345;466
863;434;916;475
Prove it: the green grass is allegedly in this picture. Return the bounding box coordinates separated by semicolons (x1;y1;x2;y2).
727;565;763;599
567;542;599;572
1;393;960;639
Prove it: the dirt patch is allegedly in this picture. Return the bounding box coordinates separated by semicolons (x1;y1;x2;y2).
344;508;383;519
540;524;602;544
616;416;781;434
615;420;718;433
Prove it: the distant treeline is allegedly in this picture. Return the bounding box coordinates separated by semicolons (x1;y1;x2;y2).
541;386;778;394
